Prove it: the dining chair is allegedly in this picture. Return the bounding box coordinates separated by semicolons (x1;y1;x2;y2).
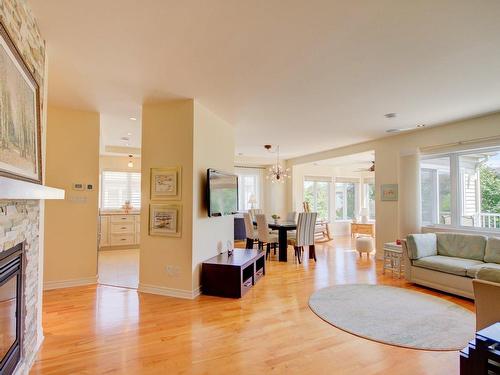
286;211;297;223
243;213;259;249
287;212;317;263
255;214;279;260
248;208;263;227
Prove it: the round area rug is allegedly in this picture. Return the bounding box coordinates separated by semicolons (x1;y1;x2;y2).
309;284;475;350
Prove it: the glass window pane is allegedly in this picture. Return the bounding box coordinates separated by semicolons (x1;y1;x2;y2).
335;183;344;220
346;183;356;219
459;150;500;229
420;156;451;225
315;181;329;221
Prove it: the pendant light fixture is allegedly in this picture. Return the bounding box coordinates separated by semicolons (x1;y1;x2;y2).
127;154;134;168
264;144;290;183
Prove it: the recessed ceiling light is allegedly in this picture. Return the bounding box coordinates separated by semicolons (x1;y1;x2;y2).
384;113;397;118
416;124;426;128
120;136;130;141
237;152;244;156
129;117;137;121
127;132;132;136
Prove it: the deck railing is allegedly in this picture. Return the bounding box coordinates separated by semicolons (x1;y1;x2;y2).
480;213;500;229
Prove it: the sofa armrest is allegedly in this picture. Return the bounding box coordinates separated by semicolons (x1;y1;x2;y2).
406;233;437;259
473;278;500;330
401;239;413;282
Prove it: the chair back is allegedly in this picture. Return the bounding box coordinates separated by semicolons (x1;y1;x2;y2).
255;214;271;243
303;202;311;212
248;208;263;224
296;212;317;247
243;213;255;239
286;211;297;223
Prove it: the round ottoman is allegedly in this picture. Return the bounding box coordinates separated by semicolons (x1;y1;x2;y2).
356;237;373;258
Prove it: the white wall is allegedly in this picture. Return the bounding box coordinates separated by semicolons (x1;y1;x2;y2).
192;101;234;290
100;155;141;172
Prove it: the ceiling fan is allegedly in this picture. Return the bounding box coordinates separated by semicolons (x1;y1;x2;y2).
356;161;375;172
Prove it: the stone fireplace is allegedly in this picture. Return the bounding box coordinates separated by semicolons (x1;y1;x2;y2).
0;200;42;375
0;242;24;374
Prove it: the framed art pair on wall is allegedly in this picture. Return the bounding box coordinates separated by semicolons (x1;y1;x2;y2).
149;167;182;237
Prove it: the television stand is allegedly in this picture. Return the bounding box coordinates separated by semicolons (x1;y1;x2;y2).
201;249;266;298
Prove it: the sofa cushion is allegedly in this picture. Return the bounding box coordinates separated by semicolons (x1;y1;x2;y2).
485;237;500;264
466;262;500;278
406;233;437;260
413;255;483;277
476;267;500;283
436;233;487;261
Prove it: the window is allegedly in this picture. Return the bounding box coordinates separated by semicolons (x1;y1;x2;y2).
236;168;262;211
420;148;500;230
420;156;451;225
364;181;376;220
101;171;141;210
304;178;330;221
335;181;358;220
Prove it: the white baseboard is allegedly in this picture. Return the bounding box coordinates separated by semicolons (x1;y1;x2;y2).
43;275;97;290
138;283;201;300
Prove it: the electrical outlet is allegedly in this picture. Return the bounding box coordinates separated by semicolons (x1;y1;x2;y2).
165;265;180;277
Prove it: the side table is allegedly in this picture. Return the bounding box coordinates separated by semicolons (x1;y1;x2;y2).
383;242;403;278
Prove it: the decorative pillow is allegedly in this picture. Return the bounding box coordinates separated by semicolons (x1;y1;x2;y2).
476;267;500;283
436;233;487;261
406;233;437;260
485;237;500;264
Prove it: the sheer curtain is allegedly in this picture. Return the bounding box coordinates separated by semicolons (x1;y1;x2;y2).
399;150;421;237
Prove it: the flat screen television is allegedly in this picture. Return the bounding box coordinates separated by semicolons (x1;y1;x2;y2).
207;169;238;217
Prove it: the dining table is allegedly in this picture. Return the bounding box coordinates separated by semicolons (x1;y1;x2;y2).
255;220;297;262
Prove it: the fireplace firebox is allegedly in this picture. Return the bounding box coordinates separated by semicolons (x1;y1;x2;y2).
0;243;23;375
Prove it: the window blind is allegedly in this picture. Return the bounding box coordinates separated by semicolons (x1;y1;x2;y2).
101;171;141;210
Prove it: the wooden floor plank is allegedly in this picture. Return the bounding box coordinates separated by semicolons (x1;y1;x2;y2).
31;237;473;374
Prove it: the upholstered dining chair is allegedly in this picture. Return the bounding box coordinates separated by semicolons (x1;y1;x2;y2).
243;213;258;249
287;212;317;263
248;208;263;224
255;214;279;260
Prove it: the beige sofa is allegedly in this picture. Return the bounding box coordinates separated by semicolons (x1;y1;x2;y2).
473;267;500;330
402;233;500;299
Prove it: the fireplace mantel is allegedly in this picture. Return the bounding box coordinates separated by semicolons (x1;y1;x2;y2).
0;177;65;200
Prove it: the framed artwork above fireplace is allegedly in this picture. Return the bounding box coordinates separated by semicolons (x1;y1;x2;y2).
0;21;42;184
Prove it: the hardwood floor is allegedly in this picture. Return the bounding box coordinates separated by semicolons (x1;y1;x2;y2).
31;237;473;375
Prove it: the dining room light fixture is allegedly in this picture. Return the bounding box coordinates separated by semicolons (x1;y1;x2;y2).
264;144;290;183
127;154;134;168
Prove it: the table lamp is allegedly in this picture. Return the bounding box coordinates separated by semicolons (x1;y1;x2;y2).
248;194;257;209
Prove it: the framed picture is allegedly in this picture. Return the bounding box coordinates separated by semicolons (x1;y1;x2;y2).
0;22;42;184
150;167;181;200
149;203;182;237
381;184;398;201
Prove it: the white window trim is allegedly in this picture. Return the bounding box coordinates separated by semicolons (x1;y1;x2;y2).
303;177;331;222
421;146;500;234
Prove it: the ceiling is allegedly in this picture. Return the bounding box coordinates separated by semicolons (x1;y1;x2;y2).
309;150;375;172
29;0;500;159
99;113;141;155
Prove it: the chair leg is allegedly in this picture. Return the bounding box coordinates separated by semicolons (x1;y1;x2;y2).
295;246;301;264
245;238;253;249
310;244;316;262
266;243;271;260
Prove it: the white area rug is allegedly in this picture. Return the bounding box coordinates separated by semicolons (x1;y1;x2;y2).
309;284;475;350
